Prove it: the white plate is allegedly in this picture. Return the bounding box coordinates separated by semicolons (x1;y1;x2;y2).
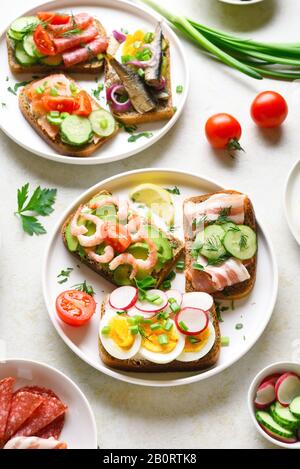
284;159;300;245
43;168;278;387
0;358;97;449
0;0;188;165
218;0;265;5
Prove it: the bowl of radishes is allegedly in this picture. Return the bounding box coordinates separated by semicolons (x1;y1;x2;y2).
248;362;300;448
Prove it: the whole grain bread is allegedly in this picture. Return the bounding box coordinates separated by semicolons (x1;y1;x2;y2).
19;75;119;157
98;296;220;372
61;190;185;287
183;190;257;300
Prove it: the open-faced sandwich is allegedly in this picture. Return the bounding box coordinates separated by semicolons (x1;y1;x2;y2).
183;190;257;300
98;286;220;372
105;23;174;124
7;11;107;74
19;74;118;157
62;190;184;287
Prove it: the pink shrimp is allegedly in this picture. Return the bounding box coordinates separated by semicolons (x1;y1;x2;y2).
86;245;114;264
77;213;106;247
135;237;158;271
127;213;142;234
89;196;129;223
70;205;87;236
109;253;138;279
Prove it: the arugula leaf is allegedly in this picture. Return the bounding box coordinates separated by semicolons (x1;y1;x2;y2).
128;132;153;143
72;280;95;296
20;215;46;236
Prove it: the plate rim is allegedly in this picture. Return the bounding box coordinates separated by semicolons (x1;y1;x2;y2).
42;168;278;387
0;357;98;448
284;158;300;245
0;0;189;165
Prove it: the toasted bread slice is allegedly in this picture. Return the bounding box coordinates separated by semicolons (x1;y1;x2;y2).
105;40;174;125
98;296;220;372
19;76;118;157
7;19;106;75
61;190;185;287
183;190;257;301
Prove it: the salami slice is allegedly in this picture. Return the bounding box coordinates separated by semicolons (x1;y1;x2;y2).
0;377;15;443
47;13;93;35
17;385;60;401
36;414;65;440
53;25;98;53
15;396;67;437
62;36;108;67
4;391;44;441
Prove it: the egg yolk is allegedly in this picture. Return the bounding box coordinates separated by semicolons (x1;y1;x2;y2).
184;328;210;352
141;322;178;354
109;316;135;349
122;30;145;57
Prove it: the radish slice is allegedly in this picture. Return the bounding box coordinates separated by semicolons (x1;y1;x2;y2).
259;424;297;444
175;307;208;336
135;289;168;313
254;382;276;409
182;292;213;311
261;373;281;387
109;286;138;311
165;290;182;306
126;306;156;319
275;372;300;407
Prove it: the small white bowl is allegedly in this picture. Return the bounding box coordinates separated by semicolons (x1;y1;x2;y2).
248;362;300;449
218;0;265;5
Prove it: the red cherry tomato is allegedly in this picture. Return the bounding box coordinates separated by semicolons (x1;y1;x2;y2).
56;290;96;327
205;113;243;152
42;95;77;113
251;91;288;128
33;24;56;56
37;12;70;25
73;90;93;117
105;223;132;253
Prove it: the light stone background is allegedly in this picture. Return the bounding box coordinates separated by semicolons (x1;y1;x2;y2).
1;0;300;449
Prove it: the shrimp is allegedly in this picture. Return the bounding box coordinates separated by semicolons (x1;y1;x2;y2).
77;213;106;247
89;196;129;223
135;237;158;271
109;253;138;279
127;213;142;234
70;204;87;237
86;245;114;264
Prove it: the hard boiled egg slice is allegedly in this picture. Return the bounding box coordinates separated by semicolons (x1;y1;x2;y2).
176;322;216;362
139;319;185;364
99;314;141;360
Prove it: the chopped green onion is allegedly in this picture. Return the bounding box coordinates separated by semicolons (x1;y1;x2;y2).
176;260;185;271
116;311;125;315
50;87;58;96
144;32;154;43
157;311;169;320
165;271;176;281
188;336;200;344
121;54;133;64
161;280;171;290
179;320;189;331
129;325;139;335
176;85;183;93
137;68;145;78
235;323;243;330
150;322;161;331
70;82;77;93
101;326;110;335
164;319;173;331
221;336;230;346
141;318;152;324
35;86;44;94
169;301;180;314
158;334;169;345
145;293;162;304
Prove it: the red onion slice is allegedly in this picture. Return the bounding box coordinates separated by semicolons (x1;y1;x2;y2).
112;30;127;44
106;84;132;113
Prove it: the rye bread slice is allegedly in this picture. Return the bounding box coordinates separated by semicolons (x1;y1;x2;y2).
61;190;185;287
7;19;106;75
98;296;220;372
105;39;174;125
19;75;119;157
183;190;257;300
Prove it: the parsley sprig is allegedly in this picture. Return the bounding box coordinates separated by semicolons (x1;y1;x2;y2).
134;276;156;300
57;267;73;284
72;280;95;296
15;183;57;235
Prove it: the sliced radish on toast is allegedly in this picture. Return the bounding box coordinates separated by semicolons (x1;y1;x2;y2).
135;289;168;313
165;289;182;307
275;372;300;407
254;381;276;409
126;306;156;319
181;292;213;311
109;286;138;310
175;307;208;336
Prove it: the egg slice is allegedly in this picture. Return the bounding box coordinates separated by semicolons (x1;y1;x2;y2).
99;314;141;360
139;319;185;364
176;323;216;362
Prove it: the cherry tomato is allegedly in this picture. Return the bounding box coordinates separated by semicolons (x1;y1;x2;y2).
251;91;288;128
37;12;70;25
73;90;92;117
33;25;56;56
105;223;132;253
205;113;243;152
42;95;77;113
56;290;96;327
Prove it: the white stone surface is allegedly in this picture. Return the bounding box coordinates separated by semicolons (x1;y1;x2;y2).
1;0;300;449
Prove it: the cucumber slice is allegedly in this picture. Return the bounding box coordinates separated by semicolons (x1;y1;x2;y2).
89;110;116;137
223;225;257;260
200;225;226;261
11;16;39;33
7;28;24;41
15;43;38;66
221;222;238;233
256;411;295;438
41;55;63;66
270;402;300;430
290;396;300;418
61;115;93;146
23;34;44;58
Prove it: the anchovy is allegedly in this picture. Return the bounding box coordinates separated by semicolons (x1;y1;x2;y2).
109;58;156;114
144;23;163;87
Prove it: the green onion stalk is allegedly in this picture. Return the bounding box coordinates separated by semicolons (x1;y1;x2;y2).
141;0;300;80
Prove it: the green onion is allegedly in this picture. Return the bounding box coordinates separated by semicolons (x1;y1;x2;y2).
169;301;180;314
235;323;243;330
176;85;183;93
70;82;77;93
179;321;189;331
35;86;44;94
137;68;145;78
116;311;125;315
129;325;139;335
157;311;169;320
161;280;171;290
50;87;58;96
158;334;169;345
141;318;152;324
165;271;176;281
164;319;173;331
188;336;200;344
176;260;185;271
145;293;162;303
221;336;230;347
144;32;154;43
101;326;110;335
150;322;161;331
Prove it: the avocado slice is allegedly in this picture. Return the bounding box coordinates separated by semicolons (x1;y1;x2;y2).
144;225;173;261
65;222;78;252
113;265;134;286
96;204;117;222
127;242;166;274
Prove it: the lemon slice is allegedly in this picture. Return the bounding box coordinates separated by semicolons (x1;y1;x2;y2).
129;183;175;226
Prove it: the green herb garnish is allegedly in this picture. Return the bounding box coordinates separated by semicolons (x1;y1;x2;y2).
7;87;17;96
188;336;200;344
102;326;110;335
158;334;169;345
215;302;224;323
176;85;183;93
72;280;95;296
134;276;156;300
221;336;230;347
92;83;104;100
239;233;248;250
192;262;204;271
215;207;232;224
57;267;73;284
176;260;185;271
165;186;180;195
179;321;189;331
235;323;243;330
150;322;161;331
118;121;138;134
128;132;153;143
